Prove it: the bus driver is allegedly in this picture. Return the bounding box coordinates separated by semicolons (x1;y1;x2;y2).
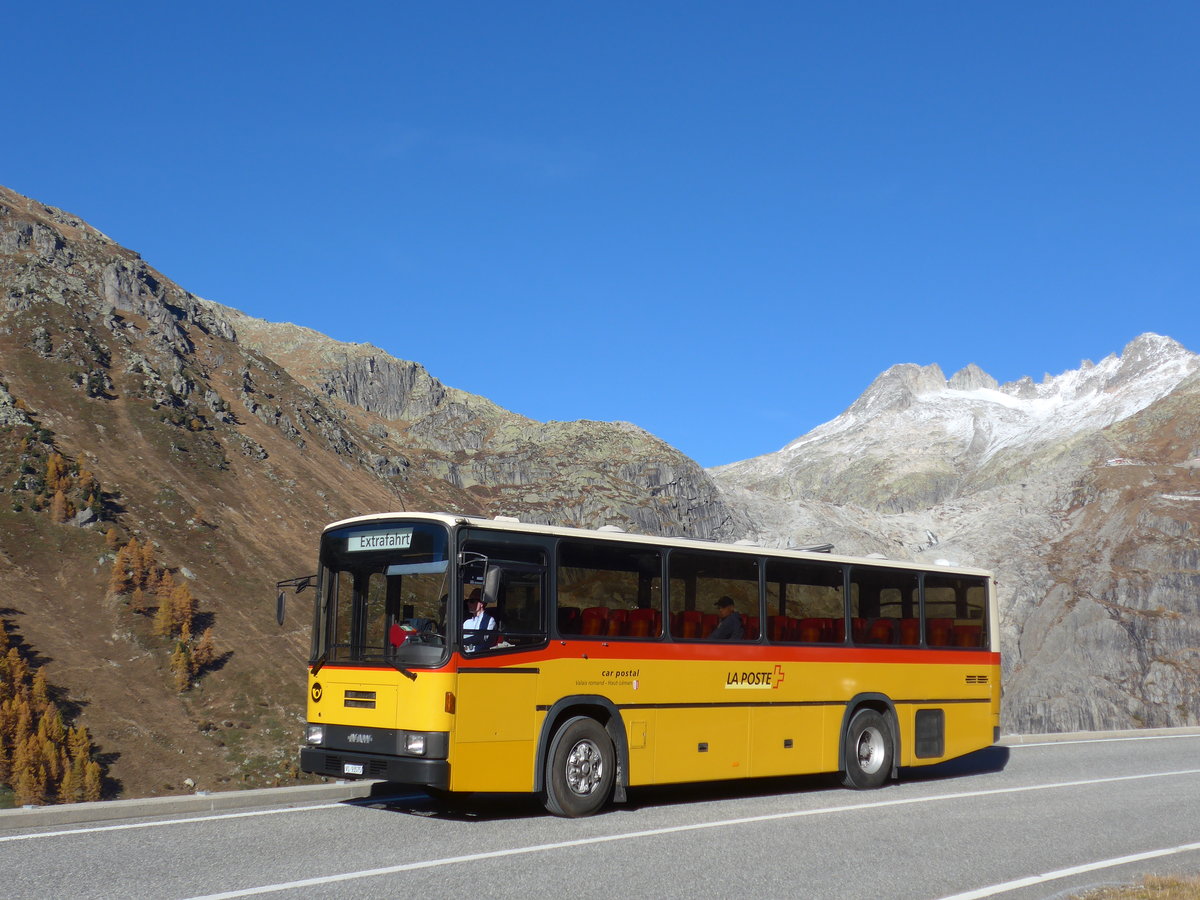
462;588;497;652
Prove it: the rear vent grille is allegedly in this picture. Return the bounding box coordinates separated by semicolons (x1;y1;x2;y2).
966;675;989;685
344;690;377;709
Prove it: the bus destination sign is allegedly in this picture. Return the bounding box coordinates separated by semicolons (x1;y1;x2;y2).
348;528;413;552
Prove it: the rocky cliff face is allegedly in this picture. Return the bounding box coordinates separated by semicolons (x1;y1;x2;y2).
0;184;744;799
1008;373;1200;732
0;186;437;799
712;335;1200;734
215;304;748;540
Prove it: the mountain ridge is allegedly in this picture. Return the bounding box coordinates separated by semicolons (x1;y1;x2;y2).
1;182;1197;801
712;336;1200;733
719;333;1197;479
0;183;744;800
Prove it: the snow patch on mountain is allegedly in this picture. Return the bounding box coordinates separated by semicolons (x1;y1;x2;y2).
710;332;1200;734
714;334;1199;484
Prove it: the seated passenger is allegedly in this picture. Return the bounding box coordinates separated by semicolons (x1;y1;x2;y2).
462;588;497;653
708;596;744;640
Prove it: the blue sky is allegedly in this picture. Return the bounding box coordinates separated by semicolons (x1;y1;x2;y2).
5;3;1199;467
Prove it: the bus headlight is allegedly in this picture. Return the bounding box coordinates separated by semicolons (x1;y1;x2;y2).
404;734;426;755
306;725;325;745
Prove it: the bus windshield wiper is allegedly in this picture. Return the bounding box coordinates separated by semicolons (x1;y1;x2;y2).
312;651;414;680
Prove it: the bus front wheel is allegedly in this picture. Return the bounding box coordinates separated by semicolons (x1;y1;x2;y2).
841;708;893;789
543;716;615;817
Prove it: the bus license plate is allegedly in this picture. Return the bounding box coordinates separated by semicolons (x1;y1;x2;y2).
343;763;364;775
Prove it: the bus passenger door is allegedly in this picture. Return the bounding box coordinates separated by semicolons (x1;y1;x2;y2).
452;564;545;792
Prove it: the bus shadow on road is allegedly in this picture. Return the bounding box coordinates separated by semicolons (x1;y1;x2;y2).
613;744;1012;812
898;745;1011;784
618;772;846;813
352;746;1010;821
352;776;843;821
351;784;549;821
620;746;1012;812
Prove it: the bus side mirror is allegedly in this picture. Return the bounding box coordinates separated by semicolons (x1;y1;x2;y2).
483;565;503;610
275;574;316;627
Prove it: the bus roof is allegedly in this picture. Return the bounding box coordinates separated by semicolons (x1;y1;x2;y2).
321;511;994;579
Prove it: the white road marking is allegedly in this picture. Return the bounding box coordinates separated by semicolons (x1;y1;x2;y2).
0;804;348;844
1007;733;1200;749
0;794;422;844
182;768;1200;899
936;841;1200;900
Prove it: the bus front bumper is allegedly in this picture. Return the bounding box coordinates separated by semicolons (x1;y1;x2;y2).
300;747;450;789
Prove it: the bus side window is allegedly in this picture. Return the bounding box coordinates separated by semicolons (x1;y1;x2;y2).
461;535;549;654
557;540;662;639
924;574;988;648
330;570;355;660
849;567;919;647
493;568;545;649
764;559;844;644
668;549;758;641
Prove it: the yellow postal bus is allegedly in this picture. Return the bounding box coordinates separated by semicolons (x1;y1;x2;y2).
283;512;1000;816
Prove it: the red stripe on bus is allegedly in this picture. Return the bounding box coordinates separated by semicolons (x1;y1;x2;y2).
313;646;1001;673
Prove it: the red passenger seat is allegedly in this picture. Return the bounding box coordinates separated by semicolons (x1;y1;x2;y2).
675;610;704;639
581;607;608;636
866;618;896;644
798;618;825;643
955;625;983;647
625;608;659;637
605;609;628;636
927;618;954;647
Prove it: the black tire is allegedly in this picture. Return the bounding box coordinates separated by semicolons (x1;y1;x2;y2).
542;716;615;817
841;707;894;789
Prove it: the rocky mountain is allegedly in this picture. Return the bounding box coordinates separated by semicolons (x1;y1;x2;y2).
712;335;1200;733
1;180;1196;804
213;305;749;539
0;184;744;800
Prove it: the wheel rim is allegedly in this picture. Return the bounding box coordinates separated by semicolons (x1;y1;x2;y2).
565;738;605;796
855;725;886;775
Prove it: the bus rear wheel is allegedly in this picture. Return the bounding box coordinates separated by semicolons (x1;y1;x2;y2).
841;708;893;789
543;716;615;817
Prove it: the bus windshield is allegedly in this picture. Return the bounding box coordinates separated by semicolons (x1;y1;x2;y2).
317;521;450;667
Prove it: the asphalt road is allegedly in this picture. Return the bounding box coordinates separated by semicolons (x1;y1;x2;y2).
3;730;1199;899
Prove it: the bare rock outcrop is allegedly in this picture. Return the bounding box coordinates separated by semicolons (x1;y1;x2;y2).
713;339;1200;734
215;300;750;541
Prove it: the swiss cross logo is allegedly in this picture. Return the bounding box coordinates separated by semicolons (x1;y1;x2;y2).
772;664;786;689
